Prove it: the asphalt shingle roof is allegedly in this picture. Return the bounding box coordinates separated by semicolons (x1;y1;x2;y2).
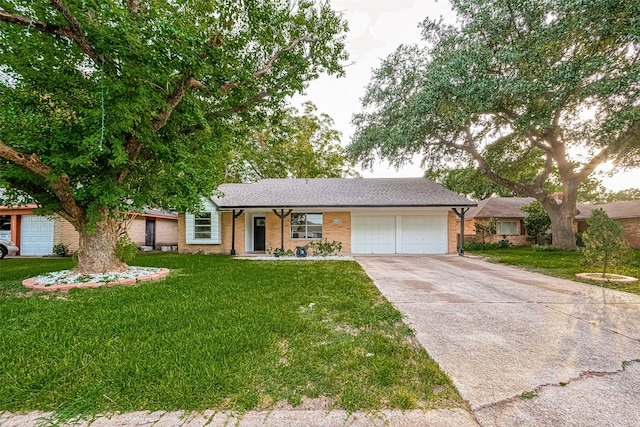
465;197;596;220
211;178;476;209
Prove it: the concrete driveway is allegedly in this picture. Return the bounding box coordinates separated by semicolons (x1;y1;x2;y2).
356;255;640;427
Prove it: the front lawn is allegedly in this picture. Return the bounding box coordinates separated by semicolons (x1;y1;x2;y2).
0;254;464;418
468;247;640;295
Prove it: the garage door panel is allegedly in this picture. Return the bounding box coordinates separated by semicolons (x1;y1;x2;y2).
21;216;54;256
401;216;447;254
352;216;395;254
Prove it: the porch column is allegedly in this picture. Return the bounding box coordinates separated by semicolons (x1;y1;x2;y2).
452;208;470;256
230;209;244;255
272;209;293;250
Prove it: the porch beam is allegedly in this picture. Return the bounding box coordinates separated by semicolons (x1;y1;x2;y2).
230;209;244;255
272;209;293;250
452;207;470;256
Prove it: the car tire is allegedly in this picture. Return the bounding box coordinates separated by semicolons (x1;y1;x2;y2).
0;245;7;260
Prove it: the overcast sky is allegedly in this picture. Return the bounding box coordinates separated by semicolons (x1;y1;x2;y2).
292;0;639;192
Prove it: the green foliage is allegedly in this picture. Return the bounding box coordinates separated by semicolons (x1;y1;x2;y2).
474;217;496;243
425;166;515;200
521;201;551;242
52;243;69;257
598;188;640;203
307;239;343;256
271;248;295;257
464;241;501;251
582;209;632;277
227;102;358;181
0;254;464;415
0;1;348;233
115;235;138;263
349;0;640;249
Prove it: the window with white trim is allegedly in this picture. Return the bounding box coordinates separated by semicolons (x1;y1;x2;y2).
185;201;221;244
497;220;518;236
290;213;323;239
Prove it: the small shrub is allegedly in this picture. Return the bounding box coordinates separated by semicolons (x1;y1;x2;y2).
582;208;632;277
270;247;295;257
465;242;501;251
307;239;342;256
498;235;512;248
52;243;69;257
116;234;138;263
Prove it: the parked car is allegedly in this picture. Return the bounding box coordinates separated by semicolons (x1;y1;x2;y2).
0;239;18;259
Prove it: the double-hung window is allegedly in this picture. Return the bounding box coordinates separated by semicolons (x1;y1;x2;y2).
497;220;518;236
186;200;221;244
291;213;323;239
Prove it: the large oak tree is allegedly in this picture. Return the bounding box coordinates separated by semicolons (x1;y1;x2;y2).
348;0;640;249
0;0;347;271
227;101;358;182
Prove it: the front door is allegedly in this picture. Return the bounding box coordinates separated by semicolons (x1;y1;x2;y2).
145;219;156;248
253;217;266;251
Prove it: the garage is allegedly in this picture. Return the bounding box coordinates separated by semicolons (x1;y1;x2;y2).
20;215;54;256
351;214;448;254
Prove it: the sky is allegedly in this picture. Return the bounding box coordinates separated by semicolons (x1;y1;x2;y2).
292;0;640;192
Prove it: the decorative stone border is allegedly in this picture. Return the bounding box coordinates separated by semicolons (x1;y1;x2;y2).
575;272;638;284
22;268;171;293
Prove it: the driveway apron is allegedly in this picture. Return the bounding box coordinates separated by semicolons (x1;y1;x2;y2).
356;255;640;427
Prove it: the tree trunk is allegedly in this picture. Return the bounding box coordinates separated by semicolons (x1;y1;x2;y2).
75;214;128;274
542;196;577;250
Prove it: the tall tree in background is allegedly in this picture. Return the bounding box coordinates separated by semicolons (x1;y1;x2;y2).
349;0;640;249
0;0;347;272
227;102;358;181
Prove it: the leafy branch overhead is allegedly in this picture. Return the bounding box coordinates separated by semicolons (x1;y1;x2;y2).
0;0;348;272
349;0;640;250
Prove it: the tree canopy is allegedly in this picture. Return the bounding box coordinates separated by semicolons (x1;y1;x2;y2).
348;0;640;249
0;0;347;271
226;102;358;181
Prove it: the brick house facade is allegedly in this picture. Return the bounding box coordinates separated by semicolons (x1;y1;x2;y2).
179;178;474;256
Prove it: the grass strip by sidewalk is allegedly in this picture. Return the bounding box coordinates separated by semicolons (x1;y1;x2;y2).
469;247;640;295
0;253;465;418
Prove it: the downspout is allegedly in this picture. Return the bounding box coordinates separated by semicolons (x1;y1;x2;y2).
452;207;470;256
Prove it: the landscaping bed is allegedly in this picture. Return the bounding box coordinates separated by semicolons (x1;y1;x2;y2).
0;253;465;418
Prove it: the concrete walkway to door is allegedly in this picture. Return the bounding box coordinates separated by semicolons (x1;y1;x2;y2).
356;255;640;427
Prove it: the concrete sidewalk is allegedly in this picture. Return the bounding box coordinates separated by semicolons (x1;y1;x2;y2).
356;255;640;427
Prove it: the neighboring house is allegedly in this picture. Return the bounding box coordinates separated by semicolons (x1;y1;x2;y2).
461;197;595;246
178;178;476;255
0;205;178;256
599;200;640;249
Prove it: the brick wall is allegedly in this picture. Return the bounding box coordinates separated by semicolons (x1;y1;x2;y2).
178;211;245;254
265;211;351;254
53;216;80;252
448;210;458;253
614;218;640;249
155;218;178;247
127;218;146;246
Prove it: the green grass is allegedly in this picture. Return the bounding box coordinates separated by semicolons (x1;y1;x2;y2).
0;254;464;417
468;247;640;295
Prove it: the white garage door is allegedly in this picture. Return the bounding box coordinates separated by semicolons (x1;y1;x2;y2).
21;216;54;256
401;215;447;254
351;216;396;254
352;214;447;254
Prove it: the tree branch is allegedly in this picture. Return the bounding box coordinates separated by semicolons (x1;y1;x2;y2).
49;0;101;63
0;5;100;64
254;36;316;79
152;77;205;131
0;139;85;226
117;135;143;184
